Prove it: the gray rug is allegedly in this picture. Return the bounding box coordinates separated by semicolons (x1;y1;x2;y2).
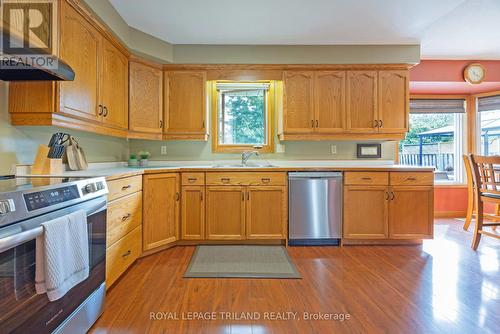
184;245;301;279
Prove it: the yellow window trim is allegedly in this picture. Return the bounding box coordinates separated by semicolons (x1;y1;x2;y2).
211;80;275;153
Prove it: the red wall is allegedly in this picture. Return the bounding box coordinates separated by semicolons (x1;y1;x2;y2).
434;187;468;214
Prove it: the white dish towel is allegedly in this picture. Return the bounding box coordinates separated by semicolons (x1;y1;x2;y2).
35;210;90;301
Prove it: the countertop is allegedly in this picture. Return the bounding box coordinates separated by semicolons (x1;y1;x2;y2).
16;160;435;180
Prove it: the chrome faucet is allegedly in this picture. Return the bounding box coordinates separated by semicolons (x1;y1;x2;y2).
242;150;260;166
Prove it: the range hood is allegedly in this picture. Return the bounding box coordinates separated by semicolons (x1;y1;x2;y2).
0;27;75;81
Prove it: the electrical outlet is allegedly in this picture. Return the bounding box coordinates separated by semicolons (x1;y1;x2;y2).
330;145;337;155
160;146;167;155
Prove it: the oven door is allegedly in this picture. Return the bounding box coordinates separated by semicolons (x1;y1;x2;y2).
0;196;106;334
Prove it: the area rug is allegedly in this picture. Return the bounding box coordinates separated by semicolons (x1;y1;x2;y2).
184;245;301;279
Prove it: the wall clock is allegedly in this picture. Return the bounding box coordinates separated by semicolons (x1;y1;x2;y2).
463;63;486;84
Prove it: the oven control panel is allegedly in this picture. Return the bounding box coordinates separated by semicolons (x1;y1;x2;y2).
23;185;80;211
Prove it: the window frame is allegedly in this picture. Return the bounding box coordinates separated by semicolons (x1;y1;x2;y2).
211;80;275;153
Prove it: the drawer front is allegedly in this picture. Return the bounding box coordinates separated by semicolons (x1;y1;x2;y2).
206;172;287;186
344;172;389;186
107;191;142;247
182;172;205;186
106;225;142;288
390;172;434;186
107;175;142;201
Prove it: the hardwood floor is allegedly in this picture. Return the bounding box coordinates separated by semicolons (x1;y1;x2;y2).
91;220;499;333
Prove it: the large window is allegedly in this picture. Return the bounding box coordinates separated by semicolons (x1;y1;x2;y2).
399;99;466;183
213;82;274;153
477;95;500;156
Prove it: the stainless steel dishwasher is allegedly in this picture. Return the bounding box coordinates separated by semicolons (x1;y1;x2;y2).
288;172;342;245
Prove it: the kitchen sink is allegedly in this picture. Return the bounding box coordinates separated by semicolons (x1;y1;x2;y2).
212;163;276;168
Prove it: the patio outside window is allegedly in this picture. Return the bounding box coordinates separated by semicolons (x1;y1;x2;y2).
477;95;500;156
399;99;466;183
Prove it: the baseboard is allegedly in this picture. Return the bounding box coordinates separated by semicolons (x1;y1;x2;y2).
434;210;466;218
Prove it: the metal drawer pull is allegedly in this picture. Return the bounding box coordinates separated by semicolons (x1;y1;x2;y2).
221;178;230;183
247;192;250;200
385;192;389;200
373;120;379;128
406;177;417;181
121;185;132;191
241;192;244;201
188;178;197;182
361;177;372;181
311;120;314;128
390;192;395;200
261;178;271;183
122;250;131;258
121;213;131;221
175;192;180;201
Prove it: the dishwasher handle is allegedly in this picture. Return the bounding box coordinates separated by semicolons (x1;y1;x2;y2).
288;172;343;179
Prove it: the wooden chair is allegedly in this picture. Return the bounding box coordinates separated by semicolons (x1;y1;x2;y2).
468;154;500;250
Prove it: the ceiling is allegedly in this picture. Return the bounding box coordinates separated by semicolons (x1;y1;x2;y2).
109;0;500;59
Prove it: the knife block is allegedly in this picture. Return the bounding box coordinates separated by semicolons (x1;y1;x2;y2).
31;145;63;175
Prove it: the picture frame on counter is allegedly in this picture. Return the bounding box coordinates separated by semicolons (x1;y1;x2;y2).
357;143;382;158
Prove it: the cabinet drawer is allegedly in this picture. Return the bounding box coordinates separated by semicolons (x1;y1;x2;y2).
107;175;142;201
344;172;389;186
107;192;142;247
182;172;205;186
390;172;434;186
206;172;286;186
106;225;142;288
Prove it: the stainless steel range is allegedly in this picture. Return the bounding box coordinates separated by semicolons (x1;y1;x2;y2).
0;176;108;334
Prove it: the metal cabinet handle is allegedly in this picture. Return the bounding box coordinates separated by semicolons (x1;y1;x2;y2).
373;120;379;128
175;192;180;201
390;192;395;200
98;104;103;116
103;106;108;117
188;178;197;183
221;178;230;183
241;192;245;201
122;250;131;258
361;177;372;181
200;192;203;201
121;185;132;191
247;191;250;200
159;120;163;128
311;120;314;128
385;192;389;200
121;213;131;221
379;120;383;128
316;120;319;128
406;177;417;181
261;178;271;183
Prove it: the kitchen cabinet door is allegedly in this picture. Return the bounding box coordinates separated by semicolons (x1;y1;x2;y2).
59;1;100;122
314;71;346;133
143;173;180;251
283;71;315;133
129;61;163;134
164;71;206;134
100;38;128;129
389;186;433;239
346;71;378;133
246;186;286;239
343;186;388;239
378;70;409;134
181;186;205;240
206;186;245;240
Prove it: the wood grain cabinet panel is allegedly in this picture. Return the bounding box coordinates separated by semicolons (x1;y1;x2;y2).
181;186;205;240
107;191;142;247
206;186;246;240
378;70;409;133
59;1;100;122
164;71;206;134
129;61;163;134
100;38;128;129
143;173;180;250
106;225;142;288
346;71;378;133
389;186;434;239
283;71;315;133
246;186;286;239
107;175;143;202
314;71;346;132
343;185;388;239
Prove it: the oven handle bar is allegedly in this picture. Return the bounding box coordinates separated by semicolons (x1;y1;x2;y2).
0;198;106;253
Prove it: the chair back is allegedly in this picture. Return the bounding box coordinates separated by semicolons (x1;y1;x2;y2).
463;155;474;189
469;155;500;196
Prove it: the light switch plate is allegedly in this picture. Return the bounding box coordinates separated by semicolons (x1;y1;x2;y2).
330;145;337;155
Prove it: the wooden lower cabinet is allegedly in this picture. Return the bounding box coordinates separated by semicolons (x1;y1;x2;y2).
343;186;388;239
206;186;246;240
389;186;434;239
246;186;286;239
181;186;205;240
143;173;180;251
106;225;142;288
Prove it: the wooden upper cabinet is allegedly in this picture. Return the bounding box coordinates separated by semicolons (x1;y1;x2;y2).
246;186;286;239
129;61;163;134
100;38;128;129
59;1;100;121
343;185;388;239
314;71;346;133
206;186;246;240
378;70;409;133
283;71;314;133
389;186;433;239
346;71;378;133
164;71;206;134
143;173;180;251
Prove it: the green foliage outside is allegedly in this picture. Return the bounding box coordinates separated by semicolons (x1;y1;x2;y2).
220;91;265;145
399;113;454;150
